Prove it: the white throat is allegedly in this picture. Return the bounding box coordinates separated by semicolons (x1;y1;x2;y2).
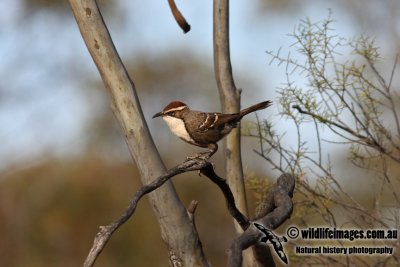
163;116;195;143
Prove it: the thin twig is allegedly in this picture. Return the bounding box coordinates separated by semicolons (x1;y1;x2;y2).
293;104;400;163
293;105;381;148
386;55;400;137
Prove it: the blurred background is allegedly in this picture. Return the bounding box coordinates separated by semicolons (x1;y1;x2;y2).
0;0;399;266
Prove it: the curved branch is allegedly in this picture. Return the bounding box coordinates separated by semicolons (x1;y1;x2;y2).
167;0;191;33
84;158;209;267
84;154;250;267
200;164;250;230
228;173;295;267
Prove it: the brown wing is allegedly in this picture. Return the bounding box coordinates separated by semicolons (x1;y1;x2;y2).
181;111;239;146
197;112;239;132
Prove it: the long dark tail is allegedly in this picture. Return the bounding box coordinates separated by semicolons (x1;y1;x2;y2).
239;100;273;118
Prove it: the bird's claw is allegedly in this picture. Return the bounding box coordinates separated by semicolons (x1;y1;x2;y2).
186;151;212;161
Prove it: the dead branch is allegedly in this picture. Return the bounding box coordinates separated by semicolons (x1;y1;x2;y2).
167;0;191;33
227;173;295;267
84;154;250;267
200;164;250;230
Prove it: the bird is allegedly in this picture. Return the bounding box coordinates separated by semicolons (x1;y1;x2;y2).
153;100;273;158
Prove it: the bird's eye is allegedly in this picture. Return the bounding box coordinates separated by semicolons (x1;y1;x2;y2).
170;111;175;116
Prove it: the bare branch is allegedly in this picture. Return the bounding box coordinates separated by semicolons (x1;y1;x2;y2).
84;158;209;267
84;153;252;267
200;164;250;230
227;173;296;267
187;200;199;216
386;55;400;137
293;105;379;148
167;0;191;33
293;105;400;163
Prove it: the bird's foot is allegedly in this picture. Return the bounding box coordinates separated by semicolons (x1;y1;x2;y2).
186;144;217;162
186;151;213;161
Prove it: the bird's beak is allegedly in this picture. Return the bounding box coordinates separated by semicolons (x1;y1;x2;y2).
152;111;164;119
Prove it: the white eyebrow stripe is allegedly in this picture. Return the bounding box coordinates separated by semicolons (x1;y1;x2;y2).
166;106;186;112
209;113;218;127
199;113;210;129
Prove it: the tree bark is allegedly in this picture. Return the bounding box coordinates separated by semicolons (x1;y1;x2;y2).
68;1;209;266
213;0;254;265
213;0;248;229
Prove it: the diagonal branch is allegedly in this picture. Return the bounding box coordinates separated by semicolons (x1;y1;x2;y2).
69;1;208;266
292;105;400;163
201;164;250;230
292;105;373;144
84;154;250;267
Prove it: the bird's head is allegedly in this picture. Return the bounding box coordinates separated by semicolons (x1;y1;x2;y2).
152;101;189;119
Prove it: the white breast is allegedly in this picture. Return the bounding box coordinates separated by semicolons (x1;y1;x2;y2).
163;116;195;143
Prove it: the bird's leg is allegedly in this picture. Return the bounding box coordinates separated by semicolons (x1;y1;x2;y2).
186;144;218;161
205;143;218;157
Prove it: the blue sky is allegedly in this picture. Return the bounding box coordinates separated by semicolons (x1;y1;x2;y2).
0;0;397;172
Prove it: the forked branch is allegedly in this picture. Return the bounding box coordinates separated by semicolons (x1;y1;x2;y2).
84;153;250;267
84;153;294;267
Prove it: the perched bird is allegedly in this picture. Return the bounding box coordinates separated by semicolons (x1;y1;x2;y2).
153;100;272;158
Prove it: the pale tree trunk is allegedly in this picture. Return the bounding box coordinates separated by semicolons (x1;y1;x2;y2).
213;0;248;230
69;1;294;267
68;1;209;266
213;0;255;266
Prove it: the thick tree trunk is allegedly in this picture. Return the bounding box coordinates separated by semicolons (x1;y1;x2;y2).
68;1;209;266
